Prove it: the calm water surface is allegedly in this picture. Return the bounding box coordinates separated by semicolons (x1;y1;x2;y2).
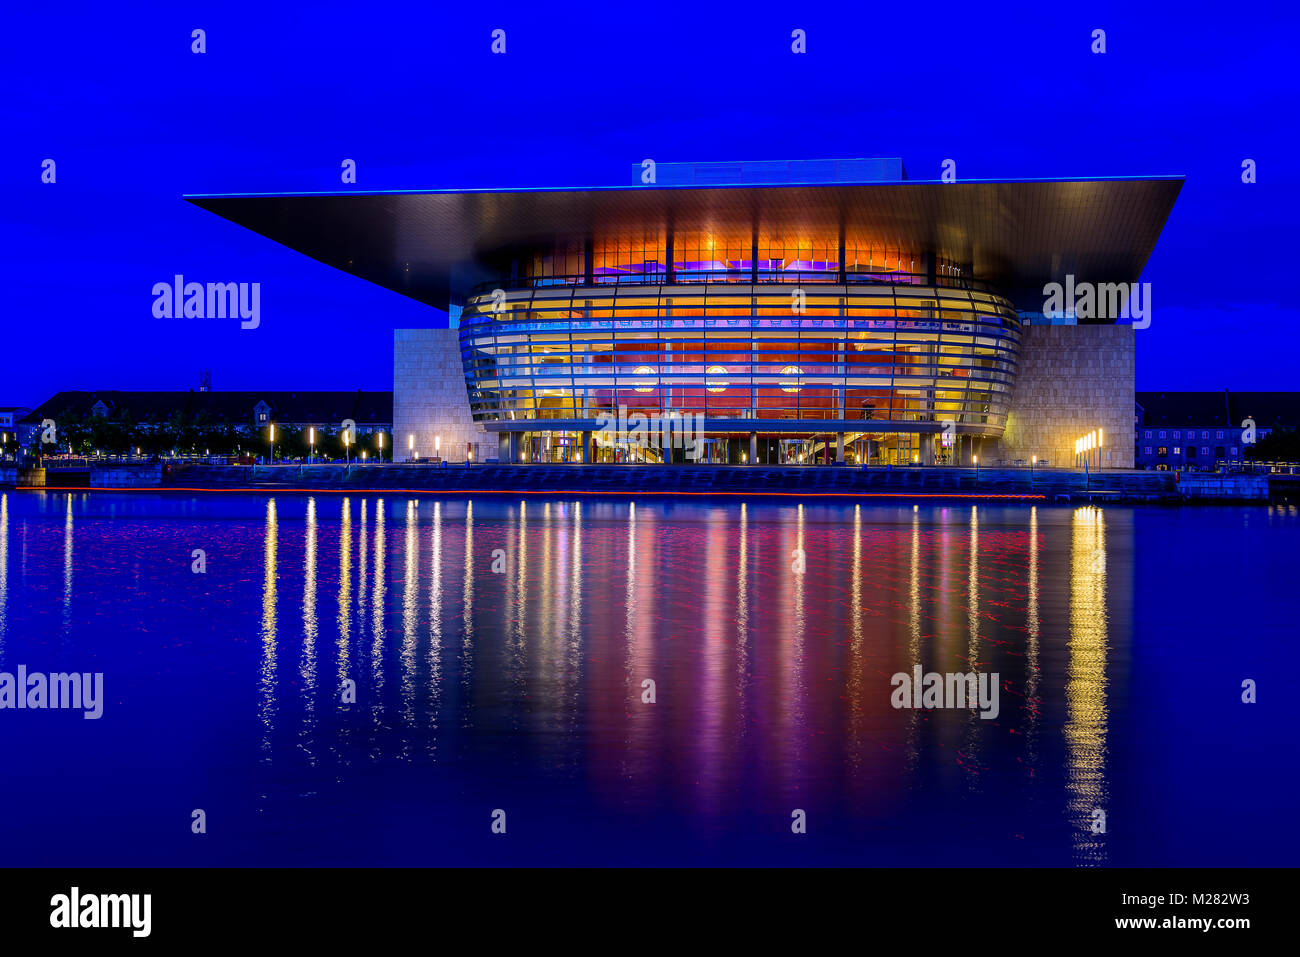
0;491;1294;865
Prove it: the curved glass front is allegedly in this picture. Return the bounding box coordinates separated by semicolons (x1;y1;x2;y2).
459;282;1022;438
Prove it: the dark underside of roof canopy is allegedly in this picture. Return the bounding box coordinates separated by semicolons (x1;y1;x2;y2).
186;178;1182;313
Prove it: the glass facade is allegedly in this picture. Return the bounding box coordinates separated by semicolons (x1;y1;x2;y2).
460;272;1022;459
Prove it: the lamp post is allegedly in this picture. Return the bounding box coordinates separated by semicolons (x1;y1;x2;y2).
408;433;414;462
1083;434;1091;490
377;431;384;463
268;424;275;464
343;428;350;464
435;435;441;462
309;427;315;465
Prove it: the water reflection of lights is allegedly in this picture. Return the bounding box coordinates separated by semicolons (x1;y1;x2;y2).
336;497;352;698
260;498;278;762
461;500;474;695
401;499;418;757
301;497;318;765
962;505;982;789
186;495;1141;862
428;500;443;760
370;499;387;760
62;494;75;634
0;494;7;650
1026;506;1040;770
1067;506;1110;865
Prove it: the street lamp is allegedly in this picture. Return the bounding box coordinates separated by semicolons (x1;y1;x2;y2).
268;423;276;464
408;433;414;462
435;435;441;460
377;431;384;463
343;427;350;464
309;427;315;464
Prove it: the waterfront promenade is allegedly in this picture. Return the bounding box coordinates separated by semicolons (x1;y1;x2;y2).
0;461;1201;502
4;461;1285;502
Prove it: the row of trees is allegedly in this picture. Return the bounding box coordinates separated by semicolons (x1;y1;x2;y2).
16;408;392;460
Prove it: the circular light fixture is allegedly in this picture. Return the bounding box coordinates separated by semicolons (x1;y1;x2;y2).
780;365;803;392
632;366;655;393
705;365;729;392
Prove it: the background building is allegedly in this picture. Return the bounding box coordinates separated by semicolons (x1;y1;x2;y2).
1135;391;1300;470
16;391;391;452
189;159;1181;466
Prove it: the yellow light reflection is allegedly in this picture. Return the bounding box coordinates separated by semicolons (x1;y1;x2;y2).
337;497;353;700
1067;505;1110;865
301;496;318;765
259;498;278;761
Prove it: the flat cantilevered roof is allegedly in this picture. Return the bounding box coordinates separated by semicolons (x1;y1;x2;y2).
185;174;1183;311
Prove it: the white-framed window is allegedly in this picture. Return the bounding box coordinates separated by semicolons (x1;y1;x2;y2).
1144;430;1152;439
1216;430;1224;439
1202;447;1209;455
1159;430;1167;439
1202;431;1209;439
1144;446;1152;454
1173;447;1181;455
1230;447;1238;455
1174;431;1181;439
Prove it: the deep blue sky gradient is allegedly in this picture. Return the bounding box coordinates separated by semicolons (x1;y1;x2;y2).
4;1;1298;409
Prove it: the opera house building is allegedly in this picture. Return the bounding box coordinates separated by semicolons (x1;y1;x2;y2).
189;158;1180;468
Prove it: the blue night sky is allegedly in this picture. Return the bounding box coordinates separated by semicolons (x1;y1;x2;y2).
4;1;1297;410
